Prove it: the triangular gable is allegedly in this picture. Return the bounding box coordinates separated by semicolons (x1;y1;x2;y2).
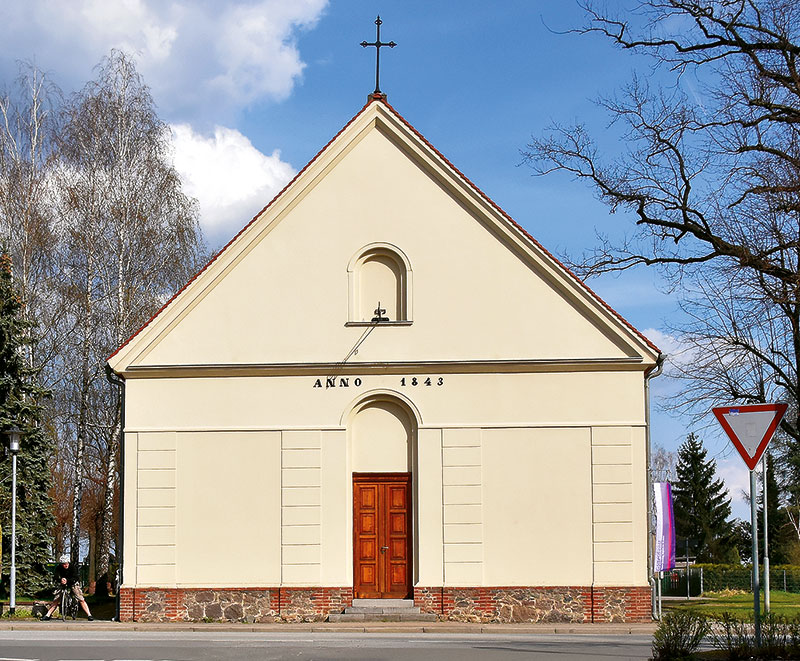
108;95;660;373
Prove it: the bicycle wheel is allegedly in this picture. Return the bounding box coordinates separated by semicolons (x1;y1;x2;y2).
60;589;67;621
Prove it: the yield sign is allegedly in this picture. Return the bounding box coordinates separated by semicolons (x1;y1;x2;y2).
712;403;788;470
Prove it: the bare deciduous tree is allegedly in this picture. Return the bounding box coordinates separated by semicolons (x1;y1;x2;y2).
523;0;800;440
0;52;205;584
58;50;205;581
651;445;677;483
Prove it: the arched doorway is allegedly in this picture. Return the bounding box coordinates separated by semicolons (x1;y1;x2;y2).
349;395;416;599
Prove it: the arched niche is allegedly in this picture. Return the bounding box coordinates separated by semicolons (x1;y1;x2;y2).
347;243;413;323
348;394;417;473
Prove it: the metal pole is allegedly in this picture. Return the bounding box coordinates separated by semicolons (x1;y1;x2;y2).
751;469;761;647
687;539;690;599
701;566;704;596
10;451;17;615
657;572;662;619
763;455;770;613
644;358;663;621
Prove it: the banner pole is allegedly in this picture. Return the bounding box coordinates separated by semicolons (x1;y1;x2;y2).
657;572;662;619
751;469;761;647
763;455;770;614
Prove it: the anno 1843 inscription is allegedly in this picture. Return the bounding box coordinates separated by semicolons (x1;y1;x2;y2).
312;376;445;389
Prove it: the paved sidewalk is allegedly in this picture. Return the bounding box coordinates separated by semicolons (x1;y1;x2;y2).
0;619;657;634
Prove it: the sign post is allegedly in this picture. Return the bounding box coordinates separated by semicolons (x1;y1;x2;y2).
712;403;788;649
763;455;770;614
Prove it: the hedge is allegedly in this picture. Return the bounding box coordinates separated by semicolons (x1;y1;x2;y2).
693;564;800;593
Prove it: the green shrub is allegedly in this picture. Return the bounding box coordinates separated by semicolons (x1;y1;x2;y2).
761;611;790;659
710;612;755;660
652;610;709;660
0;607;33;619
788;615;800;657
708;611;800;659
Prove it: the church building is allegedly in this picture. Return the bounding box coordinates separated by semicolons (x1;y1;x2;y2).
107;93;660;623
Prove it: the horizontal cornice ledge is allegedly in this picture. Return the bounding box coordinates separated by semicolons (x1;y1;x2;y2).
120;357;646;378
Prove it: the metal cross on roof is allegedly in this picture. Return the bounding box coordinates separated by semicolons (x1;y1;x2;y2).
360;15;396;95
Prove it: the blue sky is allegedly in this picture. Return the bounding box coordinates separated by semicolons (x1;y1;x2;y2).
0;1;754;516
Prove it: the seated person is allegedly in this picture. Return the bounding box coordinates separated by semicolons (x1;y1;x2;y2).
42;555;94;621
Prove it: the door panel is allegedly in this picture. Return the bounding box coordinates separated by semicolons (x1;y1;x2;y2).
354;482;380;596
353;473;412;599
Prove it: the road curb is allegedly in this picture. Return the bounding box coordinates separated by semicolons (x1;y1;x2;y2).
0;620;658;634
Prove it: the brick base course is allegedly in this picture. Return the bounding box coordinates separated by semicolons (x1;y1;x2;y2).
119;585;651;623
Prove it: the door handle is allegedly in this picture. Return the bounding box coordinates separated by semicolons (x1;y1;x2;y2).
380;546;389;553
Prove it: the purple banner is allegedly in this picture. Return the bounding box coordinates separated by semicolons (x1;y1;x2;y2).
653;482;675;573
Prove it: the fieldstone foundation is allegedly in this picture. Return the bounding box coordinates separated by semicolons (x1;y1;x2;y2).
118;587;353;623
414;586;651;623
119;585;650;623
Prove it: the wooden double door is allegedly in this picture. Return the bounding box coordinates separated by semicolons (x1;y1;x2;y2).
353;473;412;599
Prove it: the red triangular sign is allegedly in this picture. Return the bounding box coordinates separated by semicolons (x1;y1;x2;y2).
712;403;788;471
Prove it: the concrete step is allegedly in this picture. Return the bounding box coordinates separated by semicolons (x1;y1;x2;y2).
350;599;415;608
327;613;438;623
345;606;422;614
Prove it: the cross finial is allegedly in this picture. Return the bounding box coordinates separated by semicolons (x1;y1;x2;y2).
372;301;388;322
360;15;396;97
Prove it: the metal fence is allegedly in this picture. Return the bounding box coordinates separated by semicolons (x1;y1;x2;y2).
658;566;800;596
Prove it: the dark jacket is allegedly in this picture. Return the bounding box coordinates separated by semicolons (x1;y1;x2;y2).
54;563;79;587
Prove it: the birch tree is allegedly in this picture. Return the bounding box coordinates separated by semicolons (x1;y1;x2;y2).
58;50;204;583
0;63;61;591
0;62;61;339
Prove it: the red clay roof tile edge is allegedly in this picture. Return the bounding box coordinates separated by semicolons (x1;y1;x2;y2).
108;96;660;367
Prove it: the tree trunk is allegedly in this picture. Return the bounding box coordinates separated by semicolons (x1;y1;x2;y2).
70;269;93;564
70;421;85;564
88;522;96;591
97;414;120;587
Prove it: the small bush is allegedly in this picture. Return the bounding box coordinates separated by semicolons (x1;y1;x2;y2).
0;607;33;619
761;612;790;659
652;610;709;660
789;616;800;657
710;612;755;660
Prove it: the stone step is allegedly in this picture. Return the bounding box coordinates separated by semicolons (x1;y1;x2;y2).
350;599;415;608
327;612;438;623
345;605;422;614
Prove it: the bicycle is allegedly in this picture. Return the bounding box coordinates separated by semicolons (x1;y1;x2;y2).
53;584;79;621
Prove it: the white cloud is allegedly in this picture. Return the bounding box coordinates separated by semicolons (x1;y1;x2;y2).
208;0;326;105
641;327;703;373
717;456;753;520
170;123;295;248
642;328;679;356
0;0;329;120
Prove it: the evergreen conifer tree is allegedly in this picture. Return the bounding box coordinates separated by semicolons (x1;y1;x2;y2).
0;252;54;595
673;433;734;562
759;452;793;565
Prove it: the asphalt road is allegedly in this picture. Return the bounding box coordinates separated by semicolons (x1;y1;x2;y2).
0;631;653;660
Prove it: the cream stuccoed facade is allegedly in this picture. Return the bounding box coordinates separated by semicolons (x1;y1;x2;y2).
108;94;660;623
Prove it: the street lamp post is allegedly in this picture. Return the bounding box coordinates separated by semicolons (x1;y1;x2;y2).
7;429;21;615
